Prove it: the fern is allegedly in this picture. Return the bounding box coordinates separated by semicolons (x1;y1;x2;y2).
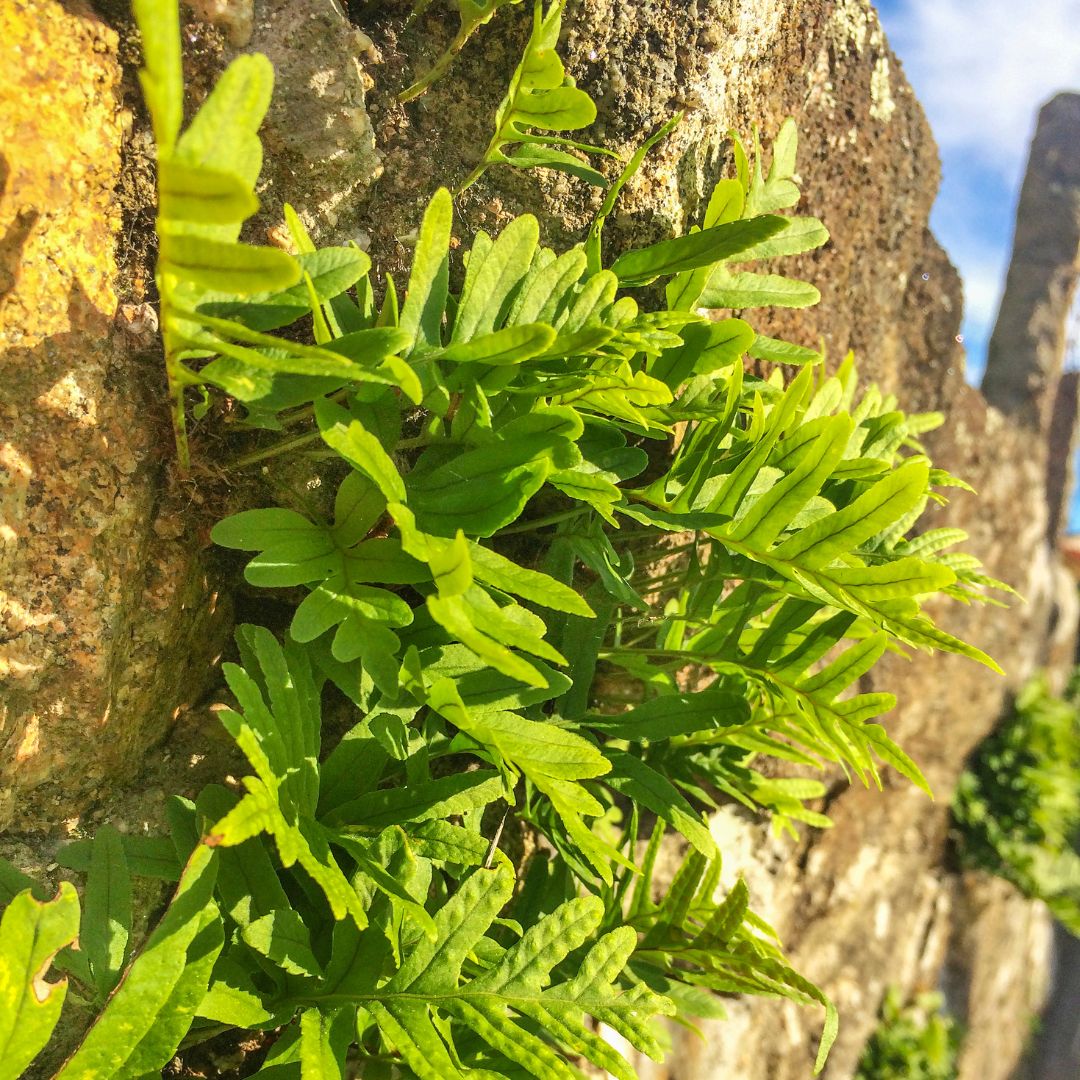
0;0;1009;1076
400;0;525;103
855;988;961;1080
358;864;672;1079
623;847;839;1072
0;847;221;1079
135;0;415;468
459;0;614;191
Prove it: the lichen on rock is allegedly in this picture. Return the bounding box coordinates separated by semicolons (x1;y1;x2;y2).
0;0;228;833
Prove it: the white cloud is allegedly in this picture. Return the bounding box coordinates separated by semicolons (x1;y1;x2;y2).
879;0;1080;380
888;0;1080;181
957;252;1006;332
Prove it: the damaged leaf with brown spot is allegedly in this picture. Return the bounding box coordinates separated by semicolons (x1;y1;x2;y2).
0;882;79;1080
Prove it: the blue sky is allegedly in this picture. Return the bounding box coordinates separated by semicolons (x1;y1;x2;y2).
872;0;1075;531
874;0;1080;385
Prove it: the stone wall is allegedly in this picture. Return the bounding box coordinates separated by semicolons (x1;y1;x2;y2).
1;1;1074;1076
0;0;230;834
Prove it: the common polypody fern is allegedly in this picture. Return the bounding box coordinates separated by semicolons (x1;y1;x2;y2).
0;0;1008;1076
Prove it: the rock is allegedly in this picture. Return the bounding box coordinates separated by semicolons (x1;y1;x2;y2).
187;0;384;244
981;93;1080;434
186;0;254;47
946;874;1055;1080
1047;370;1080;543
240;0;383;241
565;3;1070;1070
1018;917;1080;1080
347;2;1069;1076
2;0;1073;1073
0;0;230;833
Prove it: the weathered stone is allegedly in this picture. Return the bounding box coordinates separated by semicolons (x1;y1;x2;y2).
946;874;1055;1080
0;0;229;832
1046;370;1080;542
595;23;1074;1071
186;0;254;46
981;93;1080;433
1019;917;1080;1080
190;0;384;244
348;3;1072;1077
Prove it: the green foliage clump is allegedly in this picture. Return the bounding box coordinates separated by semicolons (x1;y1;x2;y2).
0;0;1008;1076
953;670;1080;932
854;988;962;1080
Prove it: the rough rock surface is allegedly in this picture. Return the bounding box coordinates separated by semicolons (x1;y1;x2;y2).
1048;370;1080;543
2;0;1073;1076
236;0;384;241
981;93;1080;434
0;0;231;834
947;875;1055;1080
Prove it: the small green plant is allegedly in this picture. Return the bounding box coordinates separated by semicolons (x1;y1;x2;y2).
138;0;414;469
855;988;962;1080
0;0;1008;1075
400;0;524;103
953;670;1080;933
458;0;616;191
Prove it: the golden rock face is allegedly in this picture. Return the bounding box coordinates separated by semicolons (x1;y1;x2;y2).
0;1;225;831
0;1;122;346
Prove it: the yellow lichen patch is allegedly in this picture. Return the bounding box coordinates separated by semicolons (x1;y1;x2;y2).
1;596;54;636
870;55;897;124
829;0;872;55
0;653;40;681
36;371;100;427
15;713;40;762
0;440;32;546
0;0;122;348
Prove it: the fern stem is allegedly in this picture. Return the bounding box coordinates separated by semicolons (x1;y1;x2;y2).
397;433;444;450
168;379;191;473
494;507;588;536
276;386;350;429
399;24;474;104
162;339;203;473
600;647;695;662
456;157;491;196
230;430;323;469
229;428;445;470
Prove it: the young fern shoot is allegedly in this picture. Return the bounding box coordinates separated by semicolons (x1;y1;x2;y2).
400;0;525;103
138;0;418;468
458;0;615;191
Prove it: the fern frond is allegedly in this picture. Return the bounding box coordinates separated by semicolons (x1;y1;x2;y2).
363;865;673;1079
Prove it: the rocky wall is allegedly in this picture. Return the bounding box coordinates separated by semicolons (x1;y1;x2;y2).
0;0;232;834
1;0;1072;1075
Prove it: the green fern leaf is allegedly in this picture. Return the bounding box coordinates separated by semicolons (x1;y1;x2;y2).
55;847;222;1079
363;865;672;1079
